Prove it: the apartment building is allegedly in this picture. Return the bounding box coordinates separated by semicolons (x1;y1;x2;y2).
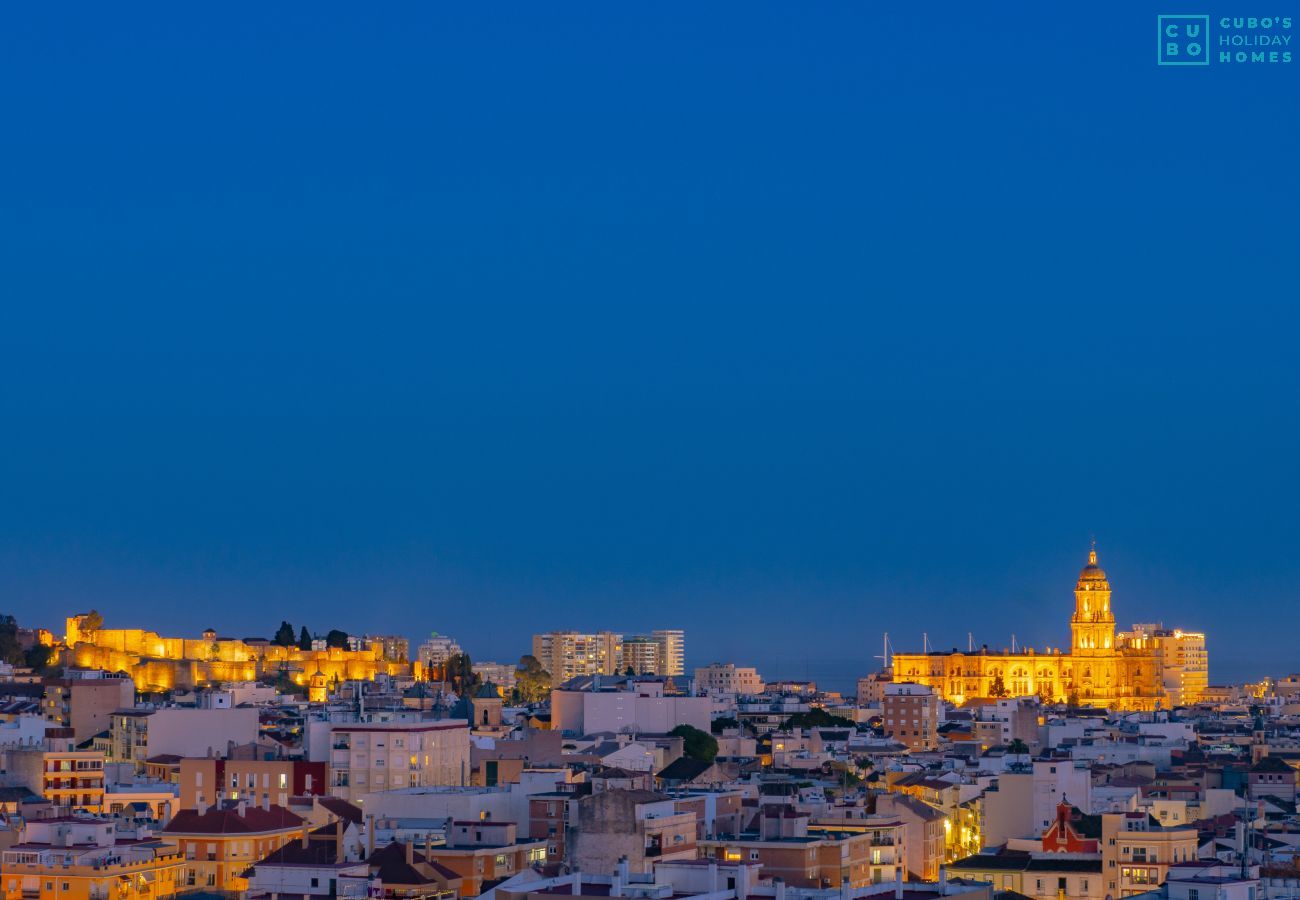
1121;624;1209;707
532;630;686;683
179;757;327;808
327;720;470;801
695;663;765;696
41;672;135;743
3;745;106;812
550;677;710;736
882;682;939;751
532;632;623;683
422;821;547;896
621;638;662;675
162;802;306;893
416;635;463;672
652;630;685;677
700;807;903;889
569;789;697;875
364;635;410;663
110;707;259;765
0;817;183;900
1100;811;1198;897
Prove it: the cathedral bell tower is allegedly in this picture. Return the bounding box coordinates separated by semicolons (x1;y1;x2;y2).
1070;545;1115;655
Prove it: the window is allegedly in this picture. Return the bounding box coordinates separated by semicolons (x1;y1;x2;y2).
750;850;760;861
278;773;288;789
1188;890;1199;900
311;879;319;888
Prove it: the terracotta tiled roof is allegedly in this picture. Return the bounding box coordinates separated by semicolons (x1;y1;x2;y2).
316;797;364;825
367;842;460;885
165;804;304;835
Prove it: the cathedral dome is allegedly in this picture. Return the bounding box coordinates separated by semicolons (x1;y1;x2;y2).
1077;548;1108;586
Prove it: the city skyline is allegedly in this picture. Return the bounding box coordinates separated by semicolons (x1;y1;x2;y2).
23;541;1251;694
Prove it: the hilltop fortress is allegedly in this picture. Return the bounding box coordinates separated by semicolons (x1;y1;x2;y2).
62;614;406;692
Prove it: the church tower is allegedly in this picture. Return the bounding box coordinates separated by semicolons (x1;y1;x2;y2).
1070;545;1115;655
308;667;328;703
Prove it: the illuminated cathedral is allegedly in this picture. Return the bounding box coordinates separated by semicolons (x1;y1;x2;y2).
889;547;1207;710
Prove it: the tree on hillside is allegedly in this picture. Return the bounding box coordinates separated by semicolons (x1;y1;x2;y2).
24;644;56;674
0;616;24;666
671;724;719;763
325;629;349;649
514;655;551;704
273;621;296;647
298;626;313;650
81;610;104;635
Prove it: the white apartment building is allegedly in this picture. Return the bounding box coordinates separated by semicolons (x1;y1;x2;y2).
416;634;463;670
551;678;710;736
694;663;765;695
533;630;686;683
110;707;260;763
327;720;470;801
652;630;685;676
533;631;624;682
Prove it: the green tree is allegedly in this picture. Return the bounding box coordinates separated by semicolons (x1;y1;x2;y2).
325;629;349;649
24;644;56;674
1007;738;1030;755
779;709;856;731
0;615;24;666
988;673;1009;698
445;652;478;696
273;621;296;647
624;665;636;676
298;626;313;650
711;716;740;734
81;610;104;635
514;655;551;704
827;760;862;789
671;724;719;763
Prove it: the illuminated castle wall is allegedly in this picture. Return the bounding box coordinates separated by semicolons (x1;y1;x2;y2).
890;549;1207;711
62;617;408;692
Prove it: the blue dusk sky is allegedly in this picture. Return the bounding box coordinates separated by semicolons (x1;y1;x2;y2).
1;3;1297;690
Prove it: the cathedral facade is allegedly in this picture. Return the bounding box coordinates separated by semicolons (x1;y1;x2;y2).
889;549;1201;711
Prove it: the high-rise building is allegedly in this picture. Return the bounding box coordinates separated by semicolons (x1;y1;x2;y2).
532;631;624;684
620;637;661;675
652;629;685;676
417;634;463;671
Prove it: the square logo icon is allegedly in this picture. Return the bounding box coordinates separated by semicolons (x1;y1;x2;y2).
1158;15;1211;65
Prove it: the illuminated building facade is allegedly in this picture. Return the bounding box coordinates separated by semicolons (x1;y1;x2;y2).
890;549;1207;711
62;616;406;693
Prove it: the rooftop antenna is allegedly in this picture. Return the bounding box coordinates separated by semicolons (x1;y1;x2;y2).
1012;634;1018;653
923;633;930;654
968;633;974;652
